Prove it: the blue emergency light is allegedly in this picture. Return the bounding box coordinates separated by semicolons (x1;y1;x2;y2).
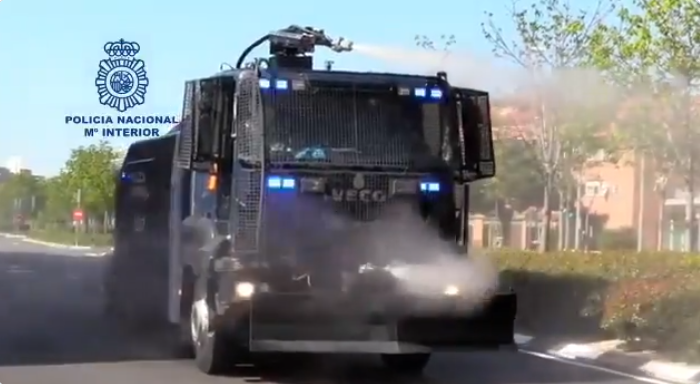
420;182;440;193
260;78;441;99
267;176;296;190
414;87;442;99
259;79;289;90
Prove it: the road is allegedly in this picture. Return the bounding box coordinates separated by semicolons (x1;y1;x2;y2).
0;236;650;384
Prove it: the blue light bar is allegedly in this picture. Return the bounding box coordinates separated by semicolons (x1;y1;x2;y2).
414;87;442;99
259;79;289;90
267;176;296;190
420;182;440;192
275;79;288;90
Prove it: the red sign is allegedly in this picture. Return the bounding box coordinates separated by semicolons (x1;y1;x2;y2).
73;210;84;221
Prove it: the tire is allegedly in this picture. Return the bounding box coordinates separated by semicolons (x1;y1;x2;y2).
103;282;129;325
174;315;195;358
102;269;119;318
191;300;237;375
380;353;431;375
102;284;117;317
175;279;195;358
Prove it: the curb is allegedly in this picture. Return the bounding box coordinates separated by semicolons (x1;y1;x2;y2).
21;237;93;250
0;232;107;252
85;250;111;257
516;333;700;383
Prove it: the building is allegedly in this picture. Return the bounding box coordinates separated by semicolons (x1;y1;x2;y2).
0;167;11;183
485;102;675;251
5;157;22;174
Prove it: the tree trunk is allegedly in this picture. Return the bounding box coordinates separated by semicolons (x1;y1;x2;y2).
558;190;565;250
574;180;582;250
564;187;573;250
685;175;695;252
539;177;553;253
683;84;696;252
657;190;665;251
636;154;645;252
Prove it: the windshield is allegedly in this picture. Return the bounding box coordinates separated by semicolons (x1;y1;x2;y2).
262;85;444;170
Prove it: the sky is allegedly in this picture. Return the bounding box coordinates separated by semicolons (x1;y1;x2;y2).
0;0;606;176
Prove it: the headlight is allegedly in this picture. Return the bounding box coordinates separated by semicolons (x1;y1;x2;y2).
234;282;255;299
443;285;460;296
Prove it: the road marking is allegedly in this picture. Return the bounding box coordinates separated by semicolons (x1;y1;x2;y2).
515;333;534;344
520;349;674;384
7;265;33;274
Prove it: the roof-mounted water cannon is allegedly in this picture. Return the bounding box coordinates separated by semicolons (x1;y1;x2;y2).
235;25;354;70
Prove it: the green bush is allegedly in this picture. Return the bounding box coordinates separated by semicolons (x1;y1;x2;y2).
493;250;700;361
599;227;637;250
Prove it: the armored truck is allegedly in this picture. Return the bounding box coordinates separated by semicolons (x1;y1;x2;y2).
103;25;516;375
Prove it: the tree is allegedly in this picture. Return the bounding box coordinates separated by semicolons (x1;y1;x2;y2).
61;141;119;223
38;174;74;227
587;0;700;251
0;172;46;231
481;0;616;251
483;135;546;213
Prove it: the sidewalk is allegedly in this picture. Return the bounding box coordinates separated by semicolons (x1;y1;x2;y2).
517;333;700;383
0;232;112;256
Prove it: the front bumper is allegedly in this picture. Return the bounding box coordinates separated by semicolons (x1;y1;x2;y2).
217;291;517;354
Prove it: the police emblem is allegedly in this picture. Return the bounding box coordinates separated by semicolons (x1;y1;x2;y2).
95;39;149;112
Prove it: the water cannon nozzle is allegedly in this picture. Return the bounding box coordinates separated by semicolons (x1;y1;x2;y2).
331;37;354;53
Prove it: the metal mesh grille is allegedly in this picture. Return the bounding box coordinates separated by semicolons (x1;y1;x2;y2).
231;169;263;252
324;173;392;222
195;79;216;161
259;172;399;266
235;72;264;163
263;86;434;168
175;81;195;169
231;70;264;253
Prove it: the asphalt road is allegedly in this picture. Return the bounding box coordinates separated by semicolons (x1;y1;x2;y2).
0;236;650;384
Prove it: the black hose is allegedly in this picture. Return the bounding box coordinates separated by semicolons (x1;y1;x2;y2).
236;34;271;69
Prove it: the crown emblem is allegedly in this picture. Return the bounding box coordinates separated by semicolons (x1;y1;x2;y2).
353;173;365;189
95;39;149;112
103;39;141;59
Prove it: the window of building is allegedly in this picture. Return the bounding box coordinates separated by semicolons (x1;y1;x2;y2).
590;149;607;162
584;181;614;197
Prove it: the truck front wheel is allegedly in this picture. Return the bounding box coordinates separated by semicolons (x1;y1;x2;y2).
191;300;237;375
380;353;431;374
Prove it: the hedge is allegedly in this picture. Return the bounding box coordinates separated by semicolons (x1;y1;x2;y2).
494;250;700;362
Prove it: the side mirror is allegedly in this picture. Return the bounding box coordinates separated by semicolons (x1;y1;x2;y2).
453;88;496;181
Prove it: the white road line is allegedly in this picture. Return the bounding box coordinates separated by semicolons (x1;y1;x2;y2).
7;265;33;274
520;349;675;384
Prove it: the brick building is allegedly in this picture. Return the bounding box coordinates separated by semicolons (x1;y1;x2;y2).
480;102;681;251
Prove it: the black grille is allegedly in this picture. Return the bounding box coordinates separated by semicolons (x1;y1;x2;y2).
261;84;438;168
322;173;392;222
